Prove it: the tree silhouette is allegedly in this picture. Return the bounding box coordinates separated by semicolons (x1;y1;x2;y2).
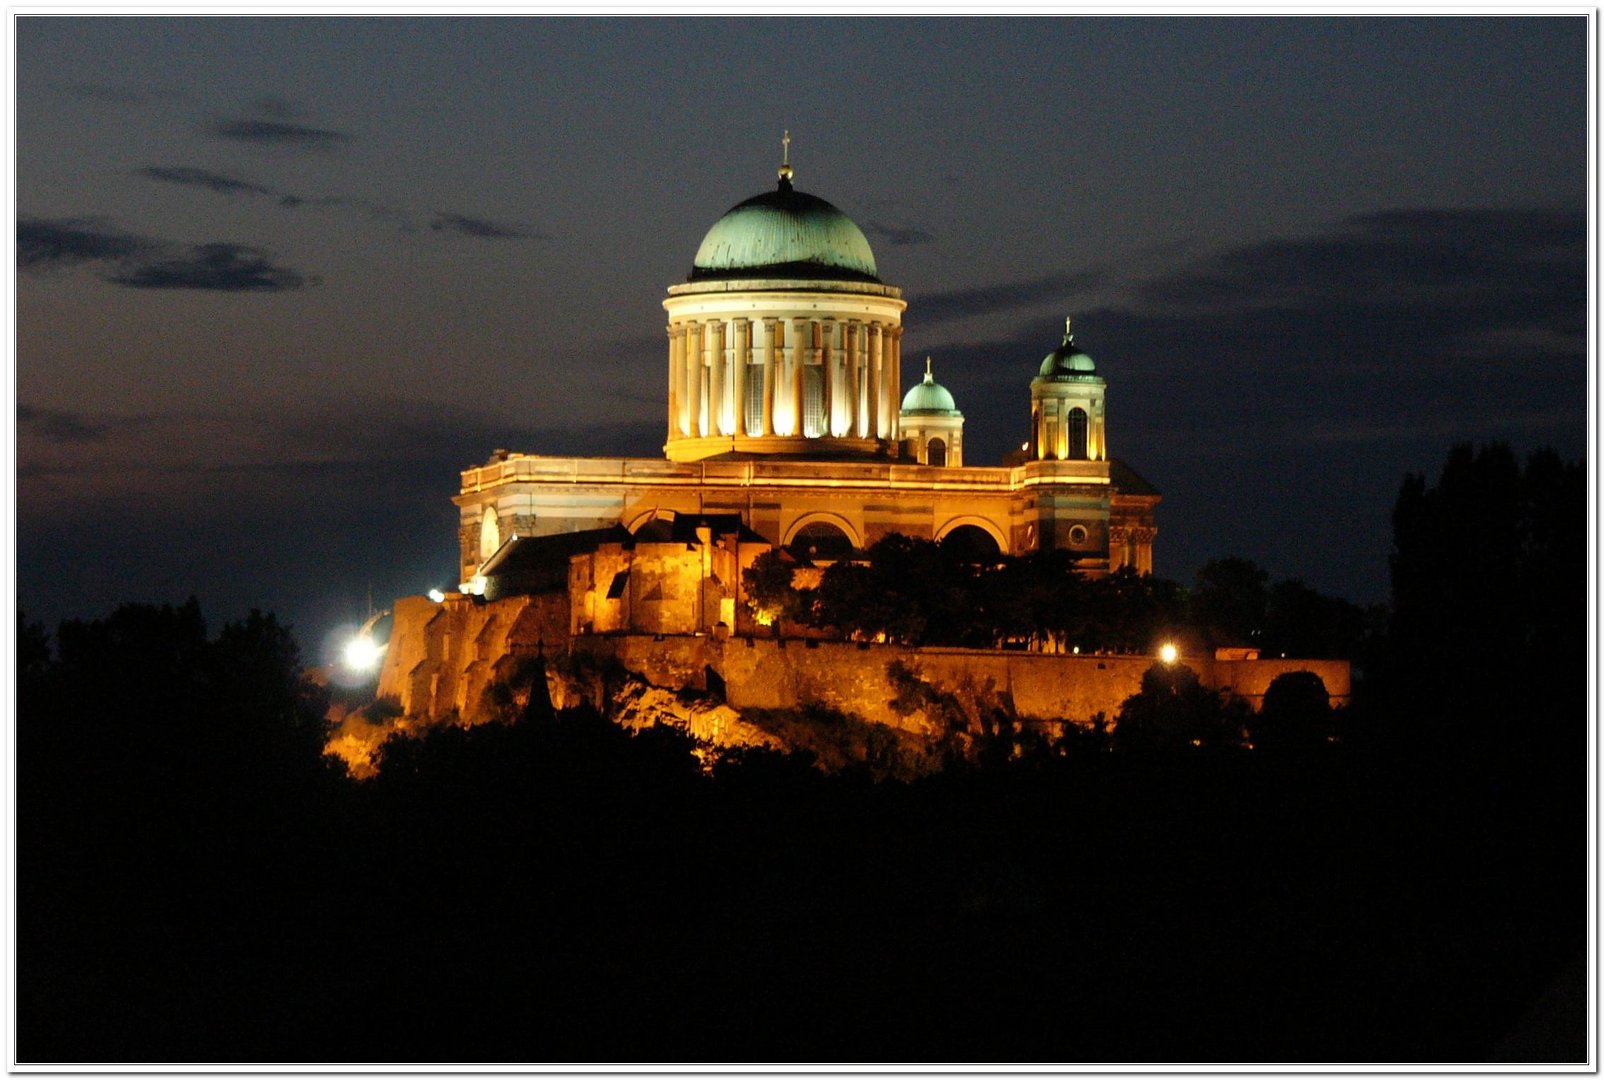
1113;662;1245;752
1249;670;1333;753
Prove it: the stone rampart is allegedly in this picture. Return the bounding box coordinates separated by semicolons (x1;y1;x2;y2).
381;594;1350;735
580;635;1351;734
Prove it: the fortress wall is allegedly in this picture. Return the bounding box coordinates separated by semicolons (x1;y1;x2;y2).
385;600;1351;733
583;636;1351;734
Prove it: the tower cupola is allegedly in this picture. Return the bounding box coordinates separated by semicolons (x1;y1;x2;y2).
900;358;964;466
1030;317;1107;461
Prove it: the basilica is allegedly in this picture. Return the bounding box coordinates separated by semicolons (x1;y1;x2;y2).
453;147;1160;613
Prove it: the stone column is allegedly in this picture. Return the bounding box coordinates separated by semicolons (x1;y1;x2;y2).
761;318;777;437
792;318;809;437
706;320;724;436
888;327;903;440
731;318;749;436
684;321;702;438
872;322;885;436
667;324;680;439
819;319;836;436
844;322;860;437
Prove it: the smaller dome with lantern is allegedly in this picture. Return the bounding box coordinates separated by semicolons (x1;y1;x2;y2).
1037;317;1103;382
901;358;962;417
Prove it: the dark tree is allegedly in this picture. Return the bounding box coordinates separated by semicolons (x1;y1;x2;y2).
743;547;803;632
1261;579;1369;660
1248;670;1333;753
1113;661;1244;752
1189;557;1269;649
1386;443;1585;762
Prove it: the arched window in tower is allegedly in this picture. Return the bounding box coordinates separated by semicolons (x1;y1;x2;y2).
1068;407;1089;460
802;364;825;437
479;509;501;561
927;437;947;467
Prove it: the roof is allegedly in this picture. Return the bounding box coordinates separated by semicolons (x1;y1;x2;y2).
480;526;633;597
689;178;880;284
1109;457;1161;498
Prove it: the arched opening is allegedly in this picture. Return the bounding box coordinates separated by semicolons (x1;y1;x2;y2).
1068;407;1089;460
940;523;1001;563
479;509;501;561
787;520;855;563
927;437;947;467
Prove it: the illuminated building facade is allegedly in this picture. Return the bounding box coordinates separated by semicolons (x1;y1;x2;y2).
454;148;1160;597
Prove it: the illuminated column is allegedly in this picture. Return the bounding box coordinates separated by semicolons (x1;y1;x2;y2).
844;321;861;437
705;320;723;436
867;323;882;438
819;318;835;436
684;321;702;438
859;320;872;436
792;318;808;437
731;318;749;436
889;327;903;440
667;324;680;439
761;318;777;437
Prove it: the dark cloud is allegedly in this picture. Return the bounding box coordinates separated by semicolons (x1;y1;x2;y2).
914;270;1107;327
210;118;351;148
1136;207;1586;328
139;166;277;198
864;221;935;246
19;216;314;292
429;213;531;240
17;404;109;444
109;243;315;292
17;217;152;269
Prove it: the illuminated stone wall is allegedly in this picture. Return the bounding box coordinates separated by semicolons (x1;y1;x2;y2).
586;635;1352;732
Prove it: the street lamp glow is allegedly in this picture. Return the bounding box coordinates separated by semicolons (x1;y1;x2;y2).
428;588;446;602
1159;642;1179;665
343;635;385;673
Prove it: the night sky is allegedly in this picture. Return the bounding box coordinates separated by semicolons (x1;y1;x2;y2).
14;16;1589;666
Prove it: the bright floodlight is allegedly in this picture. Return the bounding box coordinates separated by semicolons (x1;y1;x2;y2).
1159;642;1179;665
343;635;384;673
428;588;446;602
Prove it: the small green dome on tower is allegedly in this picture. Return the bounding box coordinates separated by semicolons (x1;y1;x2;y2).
1037;317;1104;383
901;358;962;416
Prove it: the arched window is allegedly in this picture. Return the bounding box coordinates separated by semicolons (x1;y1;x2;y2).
1068;407;1089;460
479;509;501;561
927;437;947;467
941;524;1001;562
788;521;854;562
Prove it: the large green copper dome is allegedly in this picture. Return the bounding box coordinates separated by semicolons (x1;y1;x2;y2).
690;178;880;283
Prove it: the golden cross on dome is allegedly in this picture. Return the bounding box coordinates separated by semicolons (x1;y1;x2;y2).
925;356;935;382
778;130;794;184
